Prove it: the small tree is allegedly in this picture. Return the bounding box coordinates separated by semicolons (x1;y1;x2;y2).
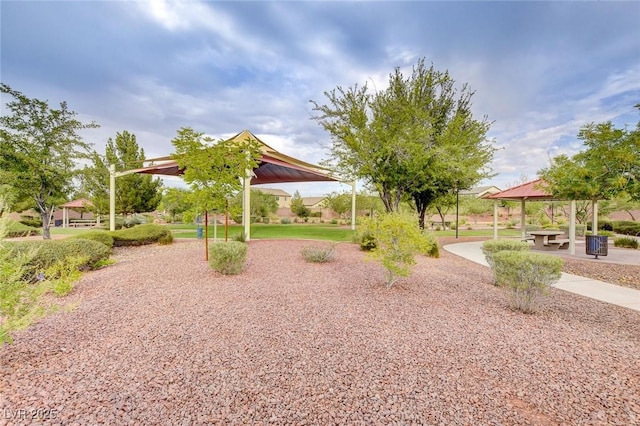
363;213;437;288
161;187;194;222
290;190;310;218
0;84;99;239
323;191;352;220
230;189;278;220
171;127;261;237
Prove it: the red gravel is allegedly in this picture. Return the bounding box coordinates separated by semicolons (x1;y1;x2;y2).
1;239;639;425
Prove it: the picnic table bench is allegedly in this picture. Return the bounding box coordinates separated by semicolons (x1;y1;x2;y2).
69;219;97;227
527;230;569;251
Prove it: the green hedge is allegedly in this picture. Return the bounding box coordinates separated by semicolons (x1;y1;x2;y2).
481;239;530;268
4;219;41;238
9;238;111;280
71;230;115;248
614;236;639;249
110;224;173;247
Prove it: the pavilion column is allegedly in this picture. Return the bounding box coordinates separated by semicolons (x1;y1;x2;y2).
592;199;598;236
243;173;251;241
569;200;576;255
493;200;498;239
109;164;116;232
520;199;526;240
351;180;356;230
63;207;68;228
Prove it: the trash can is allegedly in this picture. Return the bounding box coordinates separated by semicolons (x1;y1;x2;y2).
586;235;608;258
196;226;203;239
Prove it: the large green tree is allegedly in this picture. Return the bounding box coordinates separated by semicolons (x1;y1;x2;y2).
0;84;99;238
540;106;640;204
80;130;163;217
311;59;495;228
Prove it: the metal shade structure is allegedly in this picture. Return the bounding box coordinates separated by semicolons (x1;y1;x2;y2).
109;130;355;240
136;130;338;184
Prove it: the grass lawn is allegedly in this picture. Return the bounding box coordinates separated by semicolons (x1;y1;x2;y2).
48;222;522;242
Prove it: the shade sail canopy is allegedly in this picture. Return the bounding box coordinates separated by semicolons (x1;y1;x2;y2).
137;130;339;184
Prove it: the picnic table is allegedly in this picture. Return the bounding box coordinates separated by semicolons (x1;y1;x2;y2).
527;230;569;250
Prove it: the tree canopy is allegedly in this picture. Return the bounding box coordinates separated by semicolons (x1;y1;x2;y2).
540;106;640;202
171;127;261;213
311;58;495;228
80;130;163;217
0;84;99;238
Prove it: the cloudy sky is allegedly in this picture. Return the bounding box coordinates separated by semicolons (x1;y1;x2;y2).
2;0;639;196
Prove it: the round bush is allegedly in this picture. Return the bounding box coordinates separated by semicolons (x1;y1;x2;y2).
209;241;247;275
71;231;114;248
492;250;563;314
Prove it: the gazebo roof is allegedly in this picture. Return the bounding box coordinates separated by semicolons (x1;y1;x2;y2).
135;130;339;184
484;179;557;201
60;198;94;208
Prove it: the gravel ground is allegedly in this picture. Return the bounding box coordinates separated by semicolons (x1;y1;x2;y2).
1;239;639;425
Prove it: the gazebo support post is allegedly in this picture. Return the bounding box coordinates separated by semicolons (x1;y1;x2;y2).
569;200;576;255
243;173;251;241
592;200;598;236
110;165;116;232
520;199;526;240
351;180;357;230
493;200;498;239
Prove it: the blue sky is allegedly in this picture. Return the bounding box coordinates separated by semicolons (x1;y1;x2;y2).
2;1;639;196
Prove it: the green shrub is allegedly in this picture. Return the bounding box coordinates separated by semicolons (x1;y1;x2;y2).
4;219;40;238
11;239;111;280
111;223;173;247
301;244;335;263
233;231;248;242
330;218;338;225
71;230;114;248
209;241;247;275
45;256;87;296
614;236;639;249
612;221;640;236
586;230;614;237
559;224;586;237
19;215;42;228
420;231;440;258
0;218;45;344
353;228;377;251
482;239;530;272
362;213;437;288
280;217;291;224
492;251;563;314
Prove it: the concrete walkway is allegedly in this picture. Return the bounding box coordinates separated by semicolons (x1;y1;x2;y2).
443;241;640;312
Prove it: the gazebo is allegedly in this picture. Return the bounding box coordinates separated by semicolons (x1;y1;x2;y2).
59;198;97;228
108;130;354;240
484;179;580;255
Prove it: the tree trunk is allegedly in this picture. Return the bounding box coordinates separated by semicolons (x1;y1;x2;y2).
40;207;52;239
414;194;428;230
435;206;446;229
